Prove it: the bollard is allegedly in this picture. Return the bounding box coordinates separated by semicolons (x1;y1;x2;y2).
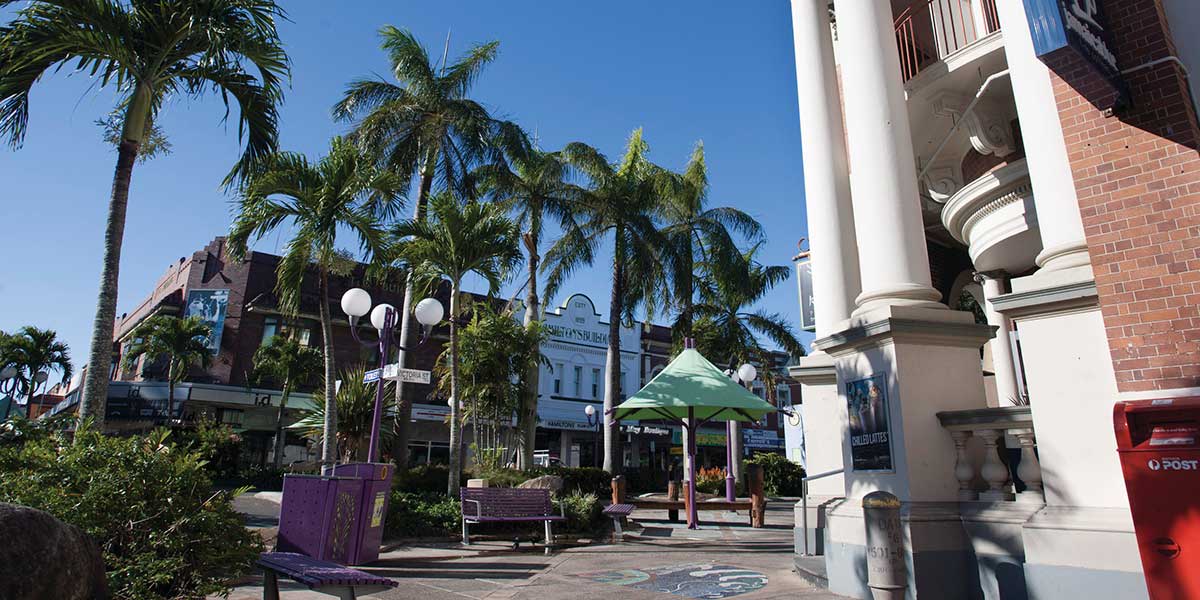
666;478;680;522
611;475;626;505
466;479;489;488
863;491;906;600
747;464;765;528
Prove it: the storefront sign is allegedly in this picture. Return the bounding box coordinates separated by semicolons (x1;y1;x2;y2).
671;430;728;447
796;257;816;332
544;323;609;346
1024;0;1127;104
412;404;450;421
621;425;671;437
185;289;230;354
743;428;784;449
846;373;893;472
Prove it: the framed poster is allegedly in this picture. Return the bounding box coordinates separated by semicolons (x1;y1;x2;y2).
796;257;816;332
846;373;893;472
184;289;229;354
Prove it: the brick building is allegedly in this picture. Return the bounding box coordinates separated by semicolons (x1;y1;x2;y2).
788;0;1200;598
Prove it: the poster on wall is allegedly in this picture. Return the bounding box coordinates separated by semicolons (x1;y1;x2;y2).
846;373;893;472
184;289;229;354
796;257;816;332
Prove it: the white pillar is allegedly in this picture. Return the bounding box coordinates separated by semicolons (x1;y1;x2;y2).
978;273;1021;406
790;0;861;335
994;0;1092;274
836;0;945;315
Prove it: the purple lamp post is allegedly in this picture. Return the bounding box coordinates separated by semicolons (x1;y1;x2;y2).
584;404;603;468
724;363;757;502
340;288;444;462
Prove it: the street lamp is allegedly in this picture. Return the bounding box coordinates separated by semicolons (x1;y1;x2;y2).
341;288;444;463
725;363;758;502
584;404;603;468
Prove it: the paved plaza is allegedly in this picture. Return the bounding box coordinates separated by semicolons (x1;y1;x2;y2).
221;499;848;600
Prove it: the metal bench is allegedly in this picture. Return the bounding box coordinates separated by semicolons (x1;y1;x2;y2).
460;488;565;552
602;503;635;541
258;552;396;600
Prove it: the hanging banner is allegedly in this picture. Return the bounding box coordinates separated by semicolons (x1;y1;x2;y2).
184;289;230;354
846;373;894;472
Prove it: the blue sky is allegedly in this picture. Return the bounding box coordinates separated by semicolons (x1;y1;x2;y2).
0;1;813;371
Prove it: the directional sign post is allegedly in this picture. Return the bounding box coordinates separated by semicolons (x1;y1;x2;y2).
383;363;432;384
362;368;383;384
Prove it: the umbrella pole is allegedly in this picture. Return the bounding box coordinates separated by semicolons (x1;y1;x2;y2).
687;407;699;529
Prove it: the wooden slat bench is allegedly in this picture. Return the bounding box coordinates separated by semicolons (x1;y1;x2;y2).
460;488;565;552
258;552;396;599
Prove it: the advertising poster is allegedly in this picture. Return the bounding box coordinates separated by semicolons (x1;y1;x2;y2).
185;289;229;354
846;373;893;471
796;258;816;332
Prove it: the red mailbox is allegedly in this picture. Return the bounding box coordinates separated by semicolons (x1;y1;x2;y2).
1114;397;1200;599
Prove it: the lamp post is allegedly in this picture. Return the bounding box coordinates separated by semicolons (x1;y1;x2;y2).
584;404;603;468
341;287;444;463
724;363;758;502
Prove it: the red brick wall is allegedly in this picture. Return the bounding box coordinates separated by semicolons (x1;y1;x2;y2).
1050;0;1200;392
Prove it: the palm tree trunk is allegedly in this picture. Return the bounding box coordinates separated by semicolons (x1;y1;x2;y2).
318;268;338;471
603;229;625;474
519;220;541;470
78;139;140;432
274;378;291;470
447;282;463;497
392;169;436;470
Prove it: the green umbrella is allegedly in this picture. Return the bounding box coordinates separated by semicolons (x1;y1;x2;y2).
612;347;777;528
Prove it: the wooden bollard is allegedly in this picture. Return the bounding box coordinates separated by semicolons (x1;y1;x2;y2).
666;479;680;522
683;480;693;527
611;475;626;505
748;464;765;528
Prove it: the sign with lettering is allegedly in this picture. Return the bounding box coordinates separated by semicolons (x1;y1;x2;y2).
544;323;609;345
846;373;894;472
1024;0;1127;105
363;368;382;384
382;364;432;384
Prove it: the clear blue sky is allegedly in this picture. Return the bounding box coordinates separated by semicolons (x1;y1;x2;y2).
0;0;813;372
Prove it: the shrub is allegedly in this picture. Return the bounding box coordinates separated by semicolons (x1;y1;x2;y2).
529;466;611;497
469;467;528;489
695;466;726;495
557;490;604;534
746;452;806;497
0;427;262;599
393;464;453;495
175;417;243;479
385;492;461;538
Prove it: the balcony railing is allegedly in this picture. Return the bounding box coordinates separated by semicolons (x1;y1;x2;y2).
936;406;1044;504
895;0;1001;82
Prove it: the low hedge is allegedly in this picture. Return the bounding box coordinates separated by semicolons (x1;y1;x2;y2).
385;492;462;539
746;452;805;496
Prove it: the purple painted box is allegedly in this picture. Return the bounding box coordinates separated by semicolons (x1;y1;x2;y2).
332;462;394;565
276;475;365;565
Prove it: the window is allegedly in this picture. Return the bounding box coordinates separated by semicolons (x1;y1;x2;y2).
574;366;582;397
217;408;244;427
261;316;313;346
591;369;601;398
554;363;564;394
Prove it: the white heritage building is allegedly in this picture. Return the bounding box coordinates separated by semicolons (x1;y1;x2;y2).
787;0;1200;599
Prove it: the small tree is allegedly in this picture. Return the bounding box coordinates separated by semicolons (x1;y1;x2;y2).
252;336;322;468
123;315;212;420
292;364;395;463
1;326;71;419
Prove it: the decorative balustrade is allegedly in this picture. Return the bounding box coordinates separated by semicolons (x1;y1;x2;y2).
936;405;1044;504
895;0;1001;82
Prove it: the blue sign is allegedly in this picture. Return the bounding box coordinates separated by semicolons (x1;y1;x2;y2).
363;368;382;384
1024;0;1127;105
184;289;230;355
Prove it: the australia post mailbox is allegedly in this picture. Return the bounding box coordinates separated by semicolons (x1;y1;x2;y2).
1114;397;1200;599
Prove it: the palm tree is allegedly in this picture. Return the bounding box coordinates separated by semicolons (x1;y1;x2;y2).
474;142;580;469
123;316;211;421
333;27;517;466
228;136;402;469
293;364;396;463
544;129;672;473
660;143;763;340
253;336;323;469
4;327;72;418
0;0;290;429
392;192;521;496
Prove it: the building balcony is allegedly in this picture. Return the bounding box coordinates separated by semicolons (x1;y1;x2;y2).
894;0;1002;86
941;159;1041;273
936;405;1044;505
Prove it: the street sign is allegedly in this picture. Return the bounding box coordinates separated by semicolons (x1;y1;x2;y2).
383;363;432;384
363;368;383;384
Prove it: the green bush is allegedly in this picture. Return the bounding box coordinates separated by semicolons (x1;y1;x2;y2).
746;452;806;497
0;426;263;599
385;492;461;538
175;417;243;479
529;466;612;497
557;490;605;534
469;467;528;488
393;464;453;494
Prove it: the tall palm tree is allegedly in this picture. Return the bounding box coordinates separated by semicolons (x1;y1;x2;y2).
123;315;211;421
660;142;763;340
4;326;72;418
474;142;580;469
333;27;517;467
253;335;323;469
392;192;521;496
0;0;290;429
228;136;402;469
544;129;672;473
292;364;396;463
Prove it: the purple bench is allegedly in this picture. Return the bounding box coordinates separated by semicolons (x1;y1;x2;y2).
258;552;396;599
602;503;635;541
460;488;565;551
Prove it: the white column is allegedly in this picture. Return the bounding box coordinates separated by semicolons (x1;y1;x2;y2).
994;0;1092;274
790;0;862;335
836;0;945;315
978;273;1021;406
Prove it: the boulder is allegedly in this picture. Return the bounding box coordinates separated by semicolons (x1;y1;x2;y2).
516;475;563;492
0;503;107;600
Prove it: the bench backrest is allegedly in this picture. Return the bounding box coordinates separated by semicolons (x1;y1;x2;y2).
461;488;554;517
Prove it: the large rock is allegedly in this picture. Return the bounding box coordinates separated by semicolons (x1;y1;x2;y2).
0;503;107;600
516;475;563;492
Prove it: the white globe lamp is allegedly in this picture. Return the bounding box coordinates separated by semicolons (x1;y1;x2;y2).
341;288;372;318
584;404;596;417
737;363;757;384
370;303;395;330
414;298;445;327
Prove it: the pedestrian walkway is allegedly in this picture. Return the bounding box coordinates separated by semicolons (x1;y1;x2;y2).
219;502;850;599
